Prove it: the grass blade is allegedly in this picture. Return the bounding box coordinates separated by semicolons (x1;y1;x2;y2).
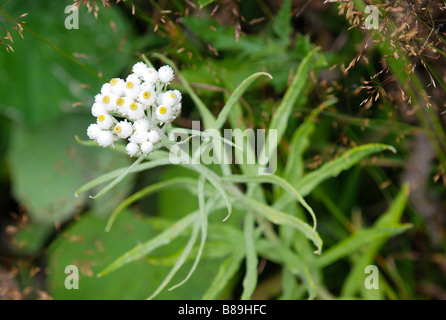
169;176;208;291
283;98;337;184
182;163;232;221
256;239;317;299
274;143;397;210
89;156;144;199
341;183;409;297
259;47;320;166
223;174;317;231
202;249;245;300
215;72;272;130
295;143;396;197
242;196;322;254
165;127;243;150
316;224;411;268
147;217;201;300
241;212;258;300
105;177;198;232
75;156;171;197
98;194;222;277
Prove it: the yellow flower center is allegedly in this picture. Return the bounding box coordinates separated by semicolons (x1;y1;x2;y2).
114;125;122;134
126;81;134;89
110;78;118;86
130;103;138;111
170;92;176;99
143;91;151;99
159;106;167;114
102;96;110;104
116;98;125;107
98;115;105;122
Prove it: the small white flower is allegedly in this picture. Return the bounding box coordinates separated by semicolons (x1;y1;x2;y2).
87;123;102;140
161;90;180;107
143;67;158;84
126;141;140;156
132;62;148;79
133;118;150;131
101;83;112;95
124;74;141;100
140;141;154;154
127;101;145;120
91;103;107;117
173;103;182;116
124;83;141;100
131;129;149;144
103;93;119;112
148;130;160;143
138;84;156;107
97;113;114;129
94;94;113;106
97;130;114;147
173;89;182;102
158;65;174;83
127;74;141;85
109;78;126;96
155;104;173;123
113;120;133;139
114;96;129;116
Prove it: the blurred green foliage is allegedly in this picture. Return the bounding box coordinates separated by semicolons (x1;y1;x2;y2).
0;0;445;301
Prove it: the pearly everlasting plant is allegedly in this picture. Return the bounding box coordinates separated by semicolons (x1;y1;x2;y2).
76;52;397;300
86;62;180;156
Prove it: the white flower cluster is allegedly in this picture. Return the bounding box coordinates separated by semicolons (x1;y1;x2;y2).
87;62;182;156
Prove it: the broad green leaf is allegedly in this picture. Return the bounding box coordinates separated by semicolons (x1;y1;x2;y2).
98;213;196;277
46;211;221;299
0;1;136;126
7;114;132;225
10;223;54;256
99;195;223;277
